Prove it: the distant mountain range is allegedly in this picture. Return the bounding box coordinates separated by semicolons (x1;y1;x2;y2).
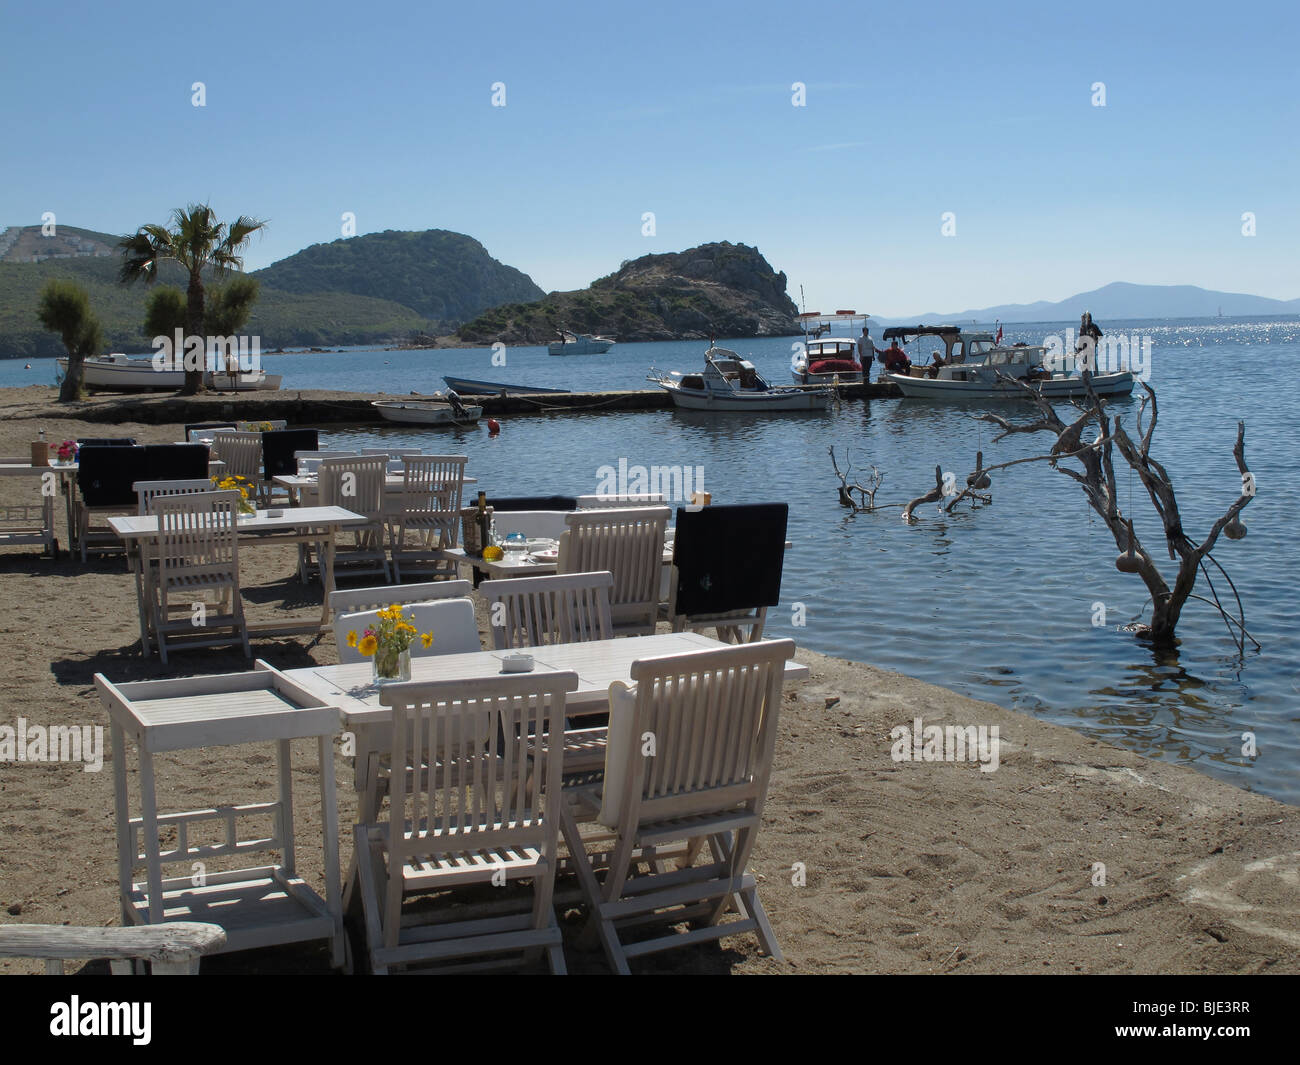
895;282;1300;325
0;226;544;358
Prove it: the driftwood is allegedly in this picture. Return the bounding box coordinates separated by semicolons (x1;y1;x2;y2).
0;921;226;974
830;373;1256;648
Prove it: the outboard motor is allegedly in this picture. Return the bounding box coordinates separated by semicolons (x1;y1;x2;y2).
446;389;468;417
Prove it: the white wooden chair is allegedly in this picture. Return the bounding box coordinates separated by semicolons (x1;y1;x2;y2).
210;431;262;482
388;455;467;582
491;510;571;542
354;671;579;973
557;506;670;636
559;639;794;974
329;579;471;617
317;456;390;582
148;490;251;664
134;479;214;514
576;493;666;509
480;571;614;650
333;598;481;664
0;922;226;975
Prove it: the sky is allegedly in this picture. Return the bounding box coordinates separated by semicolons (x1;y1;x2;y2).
1;0;1296;317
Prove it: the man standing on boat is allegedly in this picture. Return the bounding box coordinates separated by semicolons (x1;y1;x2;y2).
1075;311;1103;372
857;326;876;383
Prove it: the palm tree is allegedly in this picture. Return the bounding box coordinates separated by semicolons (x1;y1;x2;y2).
119;205;267;395
37;280;104;402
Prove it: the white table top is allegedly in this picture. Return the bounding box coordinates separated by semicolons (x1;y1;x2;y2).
272;474;477;489
108;505;368;541
283;632;810;726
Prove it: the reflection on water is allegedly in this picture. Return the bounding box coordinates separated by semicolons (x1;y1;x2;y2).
9;317;1298;804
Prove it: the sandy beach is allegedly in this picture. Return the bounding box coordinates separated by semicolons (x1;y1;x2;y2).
1;392;1297;975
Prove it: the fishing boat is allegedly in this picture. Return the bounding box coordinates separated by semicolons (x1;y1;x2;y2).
442;376;569;396
371;399;483;425
648;346;833;412
791;310;869;385
880;326;1135;399
548;331;615;355
58;354;278;391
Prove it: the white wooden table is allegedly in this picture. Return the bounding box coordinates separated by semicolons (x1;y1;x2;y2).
284;631;809;800
108;505;368;642
0;463;62;556
95;662;345;969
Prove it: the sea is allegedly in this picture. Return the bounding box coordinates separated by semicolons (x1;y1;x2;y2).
5;316;1299;804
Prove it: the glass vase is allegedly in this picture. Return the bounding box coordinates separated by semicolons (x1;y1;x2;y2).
373;647;411;685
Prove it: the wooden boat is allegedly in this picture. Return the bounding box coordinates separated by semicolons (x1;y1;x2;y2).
792;310;869;385
58;354;278;391
442;376;569;395
371;400;483;425
648;346;833;412
882;326;1135;399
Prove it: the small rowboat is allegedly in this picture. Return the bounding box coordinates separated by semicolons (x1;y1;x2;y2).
370;400;483;426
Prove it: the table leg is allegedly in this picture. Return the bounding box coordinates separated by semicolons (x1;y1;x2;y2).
137;749;165;925
277;738;296;876
318;734;344;968
110;722;133;926
319;527;338;627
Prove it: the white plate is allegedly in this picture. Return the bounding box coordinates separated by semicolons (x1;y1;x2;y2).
530;549;559;562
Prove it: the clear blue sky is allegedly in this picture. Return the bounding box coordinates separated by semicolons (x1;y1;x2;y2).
1;0;1295;316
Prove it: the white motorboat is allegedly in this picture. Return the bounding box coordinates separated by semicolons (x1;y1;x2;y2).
791;310;869;385
548;331;615;355
370;399;483;426
58;354;278;391
648;346;833;412
881;326;1135;399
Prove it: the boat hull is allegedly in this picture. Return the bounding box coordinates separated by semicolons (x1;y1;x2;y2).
371;401;482;425
442;376;568;395
888;371;1135;399
58;357;275;392
547;338;613;355
792;369;864;385
660;385;833;412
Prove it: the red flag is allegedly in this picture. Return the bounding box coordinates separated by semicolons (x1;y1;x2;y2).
994;321;1003;345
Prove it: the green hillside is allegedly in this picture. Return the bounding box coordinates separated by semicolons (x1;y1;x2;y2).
251;229;544;325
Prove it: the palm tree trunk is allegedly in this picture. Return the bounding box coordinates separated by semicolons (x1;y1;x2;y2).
181;271;206;395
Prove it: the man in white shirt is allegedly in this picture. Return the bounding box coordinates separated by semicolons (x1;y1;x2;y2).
857;327;876;382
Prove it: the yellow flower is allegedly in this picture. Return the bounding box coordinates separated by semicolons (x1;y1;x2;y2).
358;635;378;657
346;630;357;648
420;633;433;649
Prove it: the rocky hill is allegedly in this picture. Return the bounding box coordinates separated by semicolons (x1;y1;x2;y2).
251;229;544;329
455;242;799;344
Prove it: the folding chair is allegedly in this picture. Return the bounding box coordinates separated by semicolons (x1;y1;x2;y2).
557;506;670;636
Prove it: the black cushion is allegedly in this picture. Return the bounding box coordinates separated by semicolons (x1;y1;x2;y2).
77;446;146;507
263;429;319;478
486;495;578;512
142;444;210;484
672;503;788;616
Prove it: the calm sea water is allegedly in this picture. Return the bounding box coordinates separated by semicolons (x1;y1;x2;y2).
7;317;1299;803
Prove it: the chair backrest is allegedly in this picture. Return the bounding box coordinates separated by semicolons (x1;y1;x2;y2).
480;571;614;649
487;495;578;512
599;639;795;829
317;456;386;519
142;444;210;484
151;490;241;583
491;510;570;542
184;424;236;444
77;446;145;507
671;503;788;618
576;493;666;509
378;671;579;905
211;432;263;482
135;479;215;515
263;429;319;478
400;455;467;511
558;506;670;631
329;579;472;616
334;598;481;664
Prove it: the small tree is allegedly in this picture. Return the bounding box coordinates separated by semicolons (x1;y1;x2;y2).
143;286;187;341
37;280;104;402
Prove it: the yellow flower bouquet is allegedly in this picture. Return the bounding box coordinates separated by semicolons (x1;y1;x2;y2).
212;474;257;515
347;604;434;683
